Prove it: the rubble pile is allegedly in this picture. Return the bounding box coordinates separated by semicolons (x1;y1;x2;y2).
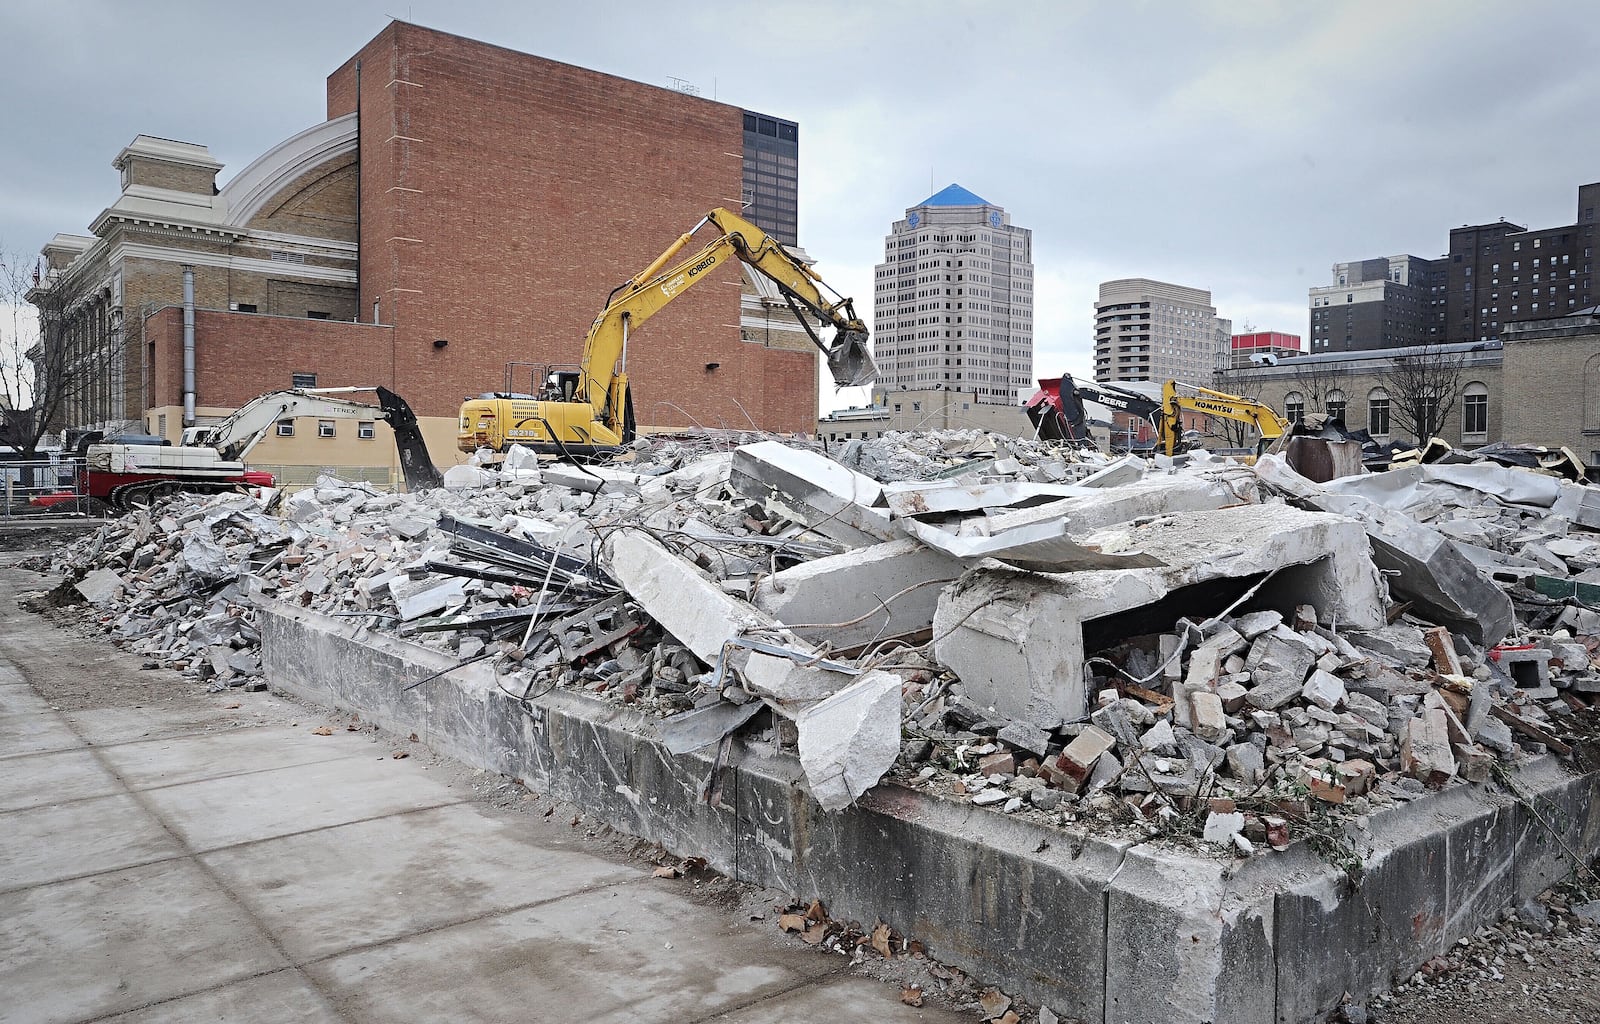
28;430;1600;861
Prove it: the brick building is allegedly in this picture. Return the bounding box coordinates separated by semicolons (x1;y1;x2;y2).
1311;182;1599;351
28;23;826;484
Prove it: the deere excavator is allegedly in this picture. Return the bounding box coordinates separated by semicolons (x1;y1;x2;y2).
1027;374;1290;458
457;207;877;457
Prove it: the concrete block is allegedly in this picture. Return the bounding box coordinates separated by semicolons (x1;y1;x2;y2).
1301;670;1346;711
74;568;125;605
1402;709;1457;788
796;670;903;811
387;576;466;621
1344;625;1432;668
729;441;894;546
1059;725;1116;783
1191;690;1226;741
1076;455;1146;489
751;539;962;652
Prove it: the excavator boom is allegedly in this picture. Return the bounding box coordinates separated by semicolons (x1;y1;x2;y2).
458;208;875;456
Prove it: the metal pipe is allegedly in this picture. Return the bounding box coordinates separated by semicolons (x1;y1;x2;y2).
182;265;195;426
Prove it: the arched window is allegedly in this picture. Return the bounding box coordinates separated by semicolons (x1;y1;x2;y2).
1461;381;1489;438
1325;388;1346;423
1284;392;1305;424
1368;387;1390;436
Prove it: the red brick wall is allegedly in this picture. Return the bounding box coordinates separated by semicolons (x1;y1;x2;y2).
325;23;817;430
146;307;397;409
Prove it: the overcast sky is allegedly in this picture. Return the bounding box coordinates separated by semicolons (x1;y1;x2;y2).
5;0;1599;405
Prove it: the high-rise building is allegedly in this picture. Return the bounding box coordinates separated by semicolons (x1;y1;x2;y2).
1307;255;1442;353
740;111;798;245
1312;181;1598;349
1093;279;1223;384
871;184;1033;404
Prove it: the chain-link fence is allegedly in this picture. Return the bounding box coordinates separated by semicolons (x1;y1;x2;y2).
0;458;89;518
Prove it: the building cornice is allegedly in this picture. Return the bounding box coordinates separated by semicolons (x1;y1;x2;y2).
109;241;357;285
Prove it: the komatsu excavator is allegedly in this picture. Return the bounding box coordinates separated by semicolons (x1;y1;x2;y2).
457;207;877;456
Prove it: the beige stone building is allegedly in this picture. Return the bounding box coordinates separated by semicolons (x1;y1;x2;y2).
818;387;1032;442
1229;315;1600;468
1500;312;1600;463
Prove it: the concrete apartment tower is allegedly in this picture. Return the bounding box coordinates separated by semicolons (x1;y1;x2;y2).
872;184;1034;403
1094;279;1225;384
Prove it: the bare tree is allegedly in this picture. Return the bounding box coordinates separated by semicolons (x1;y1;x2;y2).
1210;365;1269;448
1288;358;1338;414
1380;343;1464;444
0;249;42;452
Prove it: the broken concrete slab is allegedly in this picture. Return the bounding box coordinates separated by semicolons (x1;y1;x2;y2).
935;504;1382;727
602;529;789;666
881;480;1090;518
729;441;895;547
750;539;962;652
796;670;903;811
387;576;467;621
984;466;1261;537
73;568;125;605
896;516;1163;572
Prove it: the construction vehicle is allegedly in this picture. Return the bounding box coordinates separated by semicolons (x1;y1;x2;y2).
457;207;877;456
1027;374;1289;458
1026;374;1162;447
58;387;441;513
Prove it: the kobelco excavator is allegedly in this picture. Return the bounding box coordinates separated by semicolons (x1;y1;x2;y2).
457;207;877;456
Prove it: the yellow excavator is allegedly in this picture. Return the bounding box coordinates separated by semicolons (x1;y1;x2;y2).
1028;375;1289;458
457;207;877;456
1156;380;1290;458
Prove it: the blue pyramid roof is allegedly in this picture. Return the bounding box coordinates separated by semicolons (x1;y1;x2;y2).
919;183;991;207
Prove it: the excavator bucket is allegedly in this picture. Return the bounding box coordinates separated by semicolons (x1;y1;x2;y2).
376;387;445;492
825;329;878;387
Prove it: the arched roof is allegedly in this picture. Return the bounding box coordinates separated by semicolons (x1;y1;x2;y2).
219;113;357;228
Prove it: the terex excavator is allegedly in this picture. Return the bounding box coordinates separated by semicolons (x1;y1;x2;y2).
1027;374;1289;457
70;387;442;512
457;207;877;456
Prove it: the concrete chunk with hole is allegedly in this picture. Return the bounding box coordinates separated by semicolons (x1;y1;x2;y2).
934;504;1382;727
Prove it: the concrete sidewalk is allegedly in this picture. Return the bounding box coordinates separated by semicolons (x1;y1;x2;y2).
0;566;969;1024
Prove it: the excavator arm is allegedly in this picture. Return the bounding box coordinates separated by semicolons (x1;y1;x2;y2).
574;207;877;433
192;387;442;491
1159;381;1289;457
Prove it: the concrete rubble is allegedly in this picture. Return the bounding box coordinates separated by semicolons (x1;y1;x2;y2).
24;428;1600;864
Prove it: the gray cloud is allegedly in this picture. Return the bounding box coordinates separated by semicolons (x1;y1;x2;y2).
4;0;1596;395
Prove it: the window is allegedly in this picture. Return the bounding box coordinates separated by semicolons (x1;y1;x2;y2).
275;420;294;437
291;372;317;389
306;310;330;320
318;420;336;438
1368;389;1390;436
1285;391;1305;423
235;303;257;313
1325;389;1346;422
1462;383;1488;436
358;421;376;440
